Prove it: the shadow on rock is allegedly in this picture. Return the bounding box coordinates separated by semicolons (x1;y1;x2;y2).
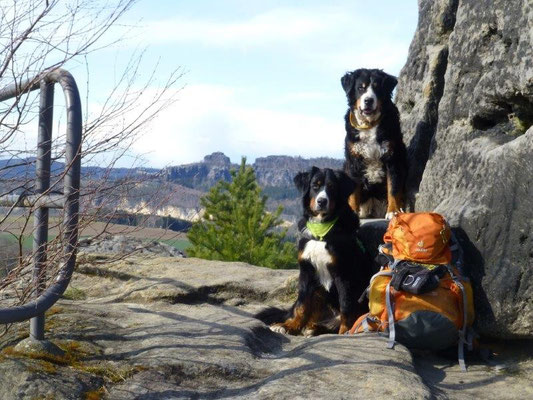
452;227;496;334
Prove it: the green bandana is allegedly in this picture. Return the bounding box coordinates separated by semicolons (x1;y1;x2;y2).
306;217;338;241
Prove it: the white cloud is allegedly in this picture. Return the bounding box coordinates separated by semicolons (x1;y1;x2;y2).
276;91;333;103
138;7;350;47
131;84;345;167
325;42;412;77
76;2;418;167
132;5;412;77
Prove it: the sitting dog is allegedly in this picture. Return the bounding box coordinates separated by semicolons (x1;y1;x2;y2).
341;68;408;219
257;167;373;336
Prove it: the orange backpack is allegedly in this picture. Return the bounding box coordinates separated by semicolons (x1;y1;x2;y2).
383;212;452;264
350;213;475;371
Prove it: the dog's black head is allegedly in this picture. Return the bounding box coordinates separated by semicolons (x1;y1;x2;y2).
294;167;354;221
340;68;397;124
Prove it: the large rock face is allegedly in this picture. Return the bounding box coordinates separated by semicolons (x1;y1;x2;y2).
396;0;533;338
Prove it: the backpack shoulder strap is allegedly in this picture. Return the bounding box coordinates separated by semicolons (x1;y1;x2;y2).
449;231;465;275
385;280;396;349
445;264;469;372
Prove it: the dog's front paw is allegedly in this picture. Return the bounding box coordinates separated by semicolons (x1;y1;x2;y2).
270;324;287;334
385;211;396;220
338;325;350;335
302;328;316;337
385;208;403;219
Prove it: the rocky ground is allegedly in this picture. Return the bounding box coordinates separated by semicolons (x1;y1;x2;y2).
0;252;531;399
78;235;186;258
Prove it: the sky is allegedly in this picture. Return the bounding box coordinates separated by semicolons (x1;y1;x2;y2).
61;1;419;168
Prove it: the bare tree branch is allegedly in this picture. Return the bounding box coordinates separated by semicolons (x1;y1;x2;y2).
0;0;184;313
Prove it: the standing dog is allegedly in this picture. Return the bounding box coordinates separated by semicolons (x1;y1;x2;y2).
341;68;407;219
258;167;373;336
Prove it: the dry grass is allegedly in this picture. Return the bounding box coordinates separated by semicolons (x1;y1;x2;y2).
0;215;186;241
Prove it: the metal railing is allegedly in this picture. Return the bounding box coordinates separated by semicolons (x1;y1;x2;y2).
0;69;82;341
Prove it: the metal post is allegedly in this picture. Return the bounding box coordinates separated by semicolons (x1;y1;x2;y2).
30;80;54;340
56;69;82;289
0;69;82;329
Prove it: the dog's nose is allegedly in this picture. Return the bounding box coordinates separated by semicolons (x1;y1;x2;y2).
364;97;373;106
317;198;328;208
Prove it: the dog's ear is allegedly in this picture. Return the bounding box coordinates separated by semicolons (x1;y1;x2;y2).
294;166;319;193
341;70;362;94
334;170;355;200
294;172;310;193
341;73;354;94
382;72;398;98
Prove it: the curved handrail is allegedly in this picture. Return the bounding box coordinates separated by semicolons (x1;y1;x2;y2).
0;69;82;324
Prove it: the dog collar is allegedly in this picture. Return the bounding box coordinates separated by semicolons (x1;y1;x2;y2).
349;111;380;130
305;216;339;241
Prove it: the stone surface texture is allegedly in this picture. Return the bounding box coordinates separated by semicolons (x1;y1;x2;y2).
78;235;186;258
0;256;531;399
396;0;533;338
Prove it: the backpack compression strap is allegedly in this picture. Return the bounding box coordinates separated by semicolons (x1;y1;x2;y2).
384;259;401;350
446;265;470;372
385;280;396;349
366;253;400;349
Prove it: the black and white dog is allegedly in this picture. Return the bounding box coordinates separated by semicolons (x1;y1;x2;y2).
258;167;373;336
341;68;408;219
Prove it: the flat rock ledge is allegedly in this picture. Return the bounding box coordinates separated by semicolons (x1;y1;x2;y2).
0;255;532;399
78;235;186;258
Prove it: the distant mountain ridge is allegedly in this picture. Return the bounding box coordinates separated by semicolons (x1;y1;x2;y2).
164;152;343;190
161;151;344;231
0;152;343;189
0;157;160;182
0;153;344;225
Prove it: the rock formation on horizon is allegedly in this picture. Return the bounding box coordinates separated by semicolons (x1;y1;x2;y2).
164;152;342;190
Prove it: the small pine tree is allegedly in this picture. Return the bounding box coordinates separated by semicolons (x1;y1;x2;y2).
187;157;297;269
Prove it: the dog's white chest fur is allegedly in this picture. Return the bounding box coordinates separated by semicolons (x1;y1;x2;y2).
301;240;333;291
351;127;385;184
